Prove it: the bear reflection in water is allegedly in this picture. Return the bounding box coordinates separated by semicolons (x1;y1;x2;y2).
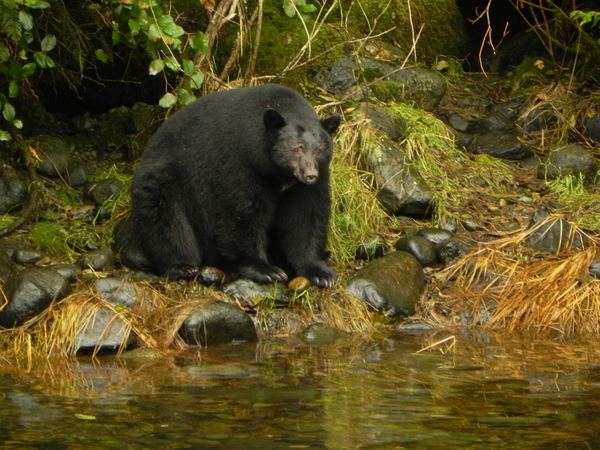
115;84;340;288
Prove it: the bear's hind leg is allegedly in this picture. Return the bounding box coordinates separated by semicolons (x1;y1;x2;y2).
133;190;202;281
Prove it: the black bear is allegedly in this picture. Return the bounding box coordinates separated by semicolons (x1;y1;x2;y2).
122;84;340;288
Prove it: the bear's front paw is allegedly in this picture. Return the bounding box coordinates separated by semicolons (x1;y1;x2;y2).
301;263;338;289
239;263;288;285
163;265;200;281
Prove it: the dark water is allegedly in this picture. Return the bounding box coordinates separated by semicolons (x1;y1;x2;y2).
1;332;599;449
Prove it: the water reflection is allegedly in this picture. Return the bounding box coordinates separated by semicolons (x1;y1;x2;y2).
1;332;600;449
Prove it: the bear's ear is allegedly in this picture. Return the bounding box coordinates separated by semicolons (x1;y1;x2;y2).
321;114;341;135
263;108;286;130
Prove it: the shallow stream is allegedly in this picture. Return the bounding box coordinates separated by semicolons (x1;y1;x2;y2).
1;331;599;449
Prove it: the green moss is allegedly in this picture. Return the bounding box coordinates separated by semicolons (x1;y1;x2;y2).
371;81;405;103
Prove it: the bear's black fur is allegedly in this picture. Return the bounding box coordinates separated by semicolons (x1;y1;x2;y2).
123;84;340;288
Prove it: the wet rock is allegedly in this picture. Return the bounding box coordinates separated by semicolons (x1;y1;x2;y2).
590;255;600;278
362;137;435;218
300;323;343;345
128;102;159;135
585;108;600;143
222;279;289;304
468;131;533;160
459;214;486;232
314;57;446;110
354;102;407;141
447;111;470;132
84;179;123;206
94;277;139;307
346;251;425;318
12;249;43;265
393;236;437;267
436;235;476;265
179;301;258;346
0;267;72;328
47;264;82;282
0;176;27;214
416;227;454;245
74;306;135;355
65;165;88;187
537;144;597;181
466;111;515;135
197;266;228;286
76;248;116;271
355;233;387;261
518;103;557;134
525;212;587;253
28;135;73;178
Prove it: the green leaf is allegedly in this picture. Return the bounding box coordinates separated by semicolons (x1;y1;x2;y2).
189;32;209;54
158;92;178;108
177;88;196;105
190;72;204;90
282;0;296;18
12;119;23;129
157;15;174;27
112;30;121;46
159;15;184;37
34;53;55;69
128;19;140;35
0;44;9;62
9;61;21;78
148;59;165;75
182;59;194;76
18;11;34;31
40;35;56;52
95;49;108;63
148;23;161;41
29;0;51;9
20;62;36;77
300;4;317;13
8;81;19;98
0;131;11;141
164;56;180;71
3;103;16;121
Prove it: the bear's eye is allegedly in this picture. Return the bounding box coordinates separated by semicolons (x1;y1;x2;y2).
293;144;304;154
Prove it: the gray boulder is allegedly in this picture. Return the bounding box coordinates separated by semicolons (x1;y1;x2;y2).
0;177;27;214
28;135;73;178
346;251;425;318
468;131;533;160
179;301;258;346
537;144;597;181
0;267;72;328
315;57;446;110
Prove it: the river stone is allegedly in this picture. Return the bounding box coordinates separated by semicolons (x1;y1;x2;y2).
179;301;258;346
12;249;43;265
0;267;72;328
363;136;435;218
436;235;476;265
537;144;597;181
74;306;134;355
28;135;73;178
585;108;600;143
48;263;82;282
300;323;343;345
76;248;116;271
355;233;387;261
354;103;407;141
590;255;600;278
222;279;289;304
393;236;437;267
468;130;533;160
447;111;469;132
314;57;446;110
198;266;228;286
346;251;425;318
525;212;587;253
0;176;27;214
93;277;139;307
84;179;124;206
416;227;454;245
466;110;515;135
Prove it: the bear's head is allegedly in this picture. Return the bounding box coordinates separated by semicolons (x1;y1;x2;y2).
265;108;341;185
